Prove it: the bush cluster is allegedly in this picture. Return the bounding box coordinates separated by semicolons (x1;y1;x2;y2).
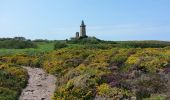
54;42;68;50
41;47;170;99
118;41;170;48
0;37;37;49
0;63;28;99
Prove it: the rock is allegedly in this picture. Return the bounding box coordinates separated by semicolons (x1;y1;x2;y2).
37;84;42;87
41;98;46;100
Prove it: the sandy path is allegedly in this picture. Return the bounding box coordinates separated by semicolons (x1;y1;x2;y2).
19;67;56;100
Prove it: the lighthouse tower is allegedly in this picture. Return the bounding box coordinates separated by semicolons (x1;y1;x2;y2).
80;20;86;37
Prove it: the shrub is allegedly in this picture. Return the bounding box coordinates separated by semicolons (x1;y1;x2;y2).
54;42;67;50
143;95;167;100
0;37;37;49
40;47;170;99
118;41;170;48
69;37;101;44
124;48;170;73
83;43;116;50
0;63;28;99
0;87;17;100
136;89;151;99
97;83;132;98
110;55;128;66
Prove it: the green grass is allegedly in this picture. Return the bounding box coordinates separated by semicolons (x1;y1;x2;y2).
0;42;55;56
36;42;54;51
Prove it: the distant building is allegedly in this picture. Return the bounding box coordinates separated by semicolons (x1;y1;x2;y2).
76;32;79;39
71;20;88;40
80;20;86;37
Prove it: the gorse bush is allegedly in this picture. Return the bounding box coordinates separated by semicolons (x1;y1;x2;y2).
83;43;116;50
97;83;132;98
41;47;170;99
125;48;170;73
42;48;114;99
1;55;40;67
0;63;28;99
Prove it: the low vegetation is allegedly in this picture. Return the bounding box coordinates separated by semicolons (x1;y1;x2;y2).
0;37;170;99
54;42;68;50
40;47;170;100
0;37;37;49
118;41;170;48
0;63;28;99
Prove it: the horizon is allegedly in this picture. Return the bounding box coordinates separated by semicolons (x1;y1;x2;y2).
1;0;170;41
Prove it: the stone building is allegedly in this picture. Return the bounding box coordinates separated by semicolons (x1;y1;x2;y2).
74;20;87;39
76;32;79;39
80;20;86;37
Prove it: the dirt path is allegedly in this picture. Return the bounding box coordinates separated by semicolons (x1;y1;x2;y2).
19;67;56;100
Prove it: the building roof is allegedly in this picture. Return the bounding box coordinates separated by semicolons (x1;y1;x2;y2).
81;20;85;26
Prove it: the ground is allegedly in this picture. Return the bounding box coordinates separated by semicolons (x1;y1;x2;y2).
19;67;56;100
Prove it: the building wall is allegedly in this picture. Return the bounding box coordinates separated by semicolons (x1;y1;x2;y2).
76;32;79;39
80;26;86;37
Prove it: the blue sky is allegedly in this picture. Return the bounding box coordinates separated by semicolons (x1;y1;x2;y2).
0;0;170;40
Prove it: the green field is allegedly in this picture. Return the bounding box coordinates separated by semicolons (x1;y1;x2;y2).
0;42;54;56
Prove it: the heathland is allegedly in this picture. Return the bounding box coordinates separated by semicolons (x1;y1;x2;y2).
0;37;170;100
